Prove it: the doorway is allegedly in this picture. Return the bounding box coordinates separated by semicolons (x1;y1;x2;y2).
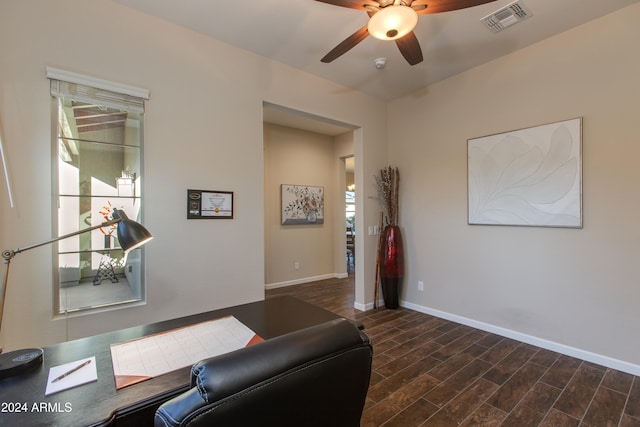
345;156;355;274
263;102;357;287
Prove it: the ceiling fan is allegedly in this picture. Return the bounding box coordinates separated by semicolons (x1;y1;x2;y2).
315;0;498;65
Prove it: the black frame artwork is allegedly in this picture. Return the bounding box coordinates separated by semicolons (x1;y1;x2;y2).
187;189;234;219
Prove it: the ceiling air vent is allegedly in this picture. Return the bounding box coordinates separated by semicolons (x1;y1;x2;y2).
481;0;533;33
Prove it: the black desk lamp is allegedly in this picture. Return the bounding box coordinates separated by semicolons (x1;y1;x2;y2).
0;208;152;379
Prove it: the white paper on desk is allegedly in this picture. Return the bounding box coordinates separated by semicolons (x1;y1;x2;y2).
45;356;97;396
110;315;263;389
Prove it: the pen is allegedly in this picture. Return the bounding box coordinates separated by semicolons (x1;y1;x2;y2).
52;359;91;383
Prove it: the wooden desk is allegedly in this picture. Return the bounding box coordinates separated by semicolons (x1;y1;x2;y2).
0;296;346;426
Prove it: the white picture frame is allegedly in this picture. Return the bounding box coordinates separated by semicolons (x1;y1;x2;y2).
281;184;324;225
468;118;582;228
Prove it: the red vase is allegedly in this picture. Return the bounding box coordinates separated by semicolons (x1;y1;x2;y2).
379;225;404;309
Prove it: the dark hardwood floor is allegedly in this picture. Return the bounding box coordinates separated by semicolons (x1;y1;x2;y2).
266;276;640;427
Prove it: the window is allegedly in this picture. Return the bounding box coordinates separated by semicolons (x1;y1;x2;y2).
47;67;149;314
346;190;355;228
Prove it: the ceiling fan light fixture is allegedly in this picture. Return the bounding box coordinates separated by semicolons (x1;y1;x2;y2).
368;5;418;41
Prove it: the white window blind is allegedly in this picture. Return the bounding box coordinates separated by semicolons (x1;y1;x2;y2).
46;66;149;113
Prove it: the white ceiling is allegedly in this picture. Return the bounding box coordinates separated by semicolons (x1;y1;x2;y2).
113;0;639;133
113;0;638;100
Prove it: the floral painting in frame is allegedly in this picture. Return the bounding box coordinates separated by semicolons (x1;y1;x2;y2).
281;184;324;225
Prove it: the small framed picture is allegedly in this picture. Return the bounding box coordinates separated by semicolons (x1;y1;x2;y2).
281;184;324;225
187;190;234;219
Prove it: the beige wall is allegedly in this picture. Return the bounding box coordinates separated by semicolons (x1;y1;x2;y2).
389;4;640;372
0;0;387;350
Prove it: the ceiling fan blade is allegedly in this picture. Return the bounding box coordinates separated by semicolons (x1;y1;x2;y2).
395;31;423;65
413;0;497;14
321;25;369;63
314;0;380;11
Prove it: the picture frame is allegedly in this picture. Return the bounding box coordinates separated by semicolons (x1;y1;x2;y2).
281;184;324;225
468;117;582;228
187;189;234;219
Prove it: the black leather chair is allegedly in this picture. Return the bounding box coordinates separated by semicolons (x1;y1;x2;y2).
154;318;372;427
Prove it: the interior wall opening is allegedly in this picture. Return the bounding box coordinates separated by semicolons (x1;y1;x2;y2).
345;156;355;276
262;102;358;296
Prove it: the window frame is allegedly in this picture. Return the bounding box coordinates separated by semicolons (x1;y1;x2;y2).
47;67;150;315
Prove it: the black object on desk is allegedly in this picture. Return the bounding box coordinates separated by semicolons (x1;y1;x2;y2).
0;296;347;427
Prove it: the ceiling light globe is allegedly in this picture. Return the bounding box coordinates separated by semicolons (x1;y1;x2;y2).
368;5;418;41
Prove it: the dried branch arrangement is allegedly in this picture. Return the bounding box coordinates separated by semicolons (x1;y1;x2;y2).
375;166;399;226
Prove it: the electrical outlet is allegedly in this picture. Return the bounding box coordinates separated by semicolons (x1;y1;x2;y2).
294;262;300;270
418;281;424;291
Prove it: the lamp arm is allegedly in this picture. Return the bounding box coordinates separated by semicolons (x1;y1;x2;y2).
2;218;121;262
1;217;122;352
1;208;150;359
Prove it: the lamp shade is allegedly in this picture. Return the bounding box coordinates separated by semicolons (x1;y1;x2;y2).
368;5;418;41
111;208;153;252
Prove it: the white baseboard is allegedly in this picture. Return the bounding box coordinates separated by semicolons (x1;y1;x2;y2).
354;302;369;311
355;299;384;312
401;300;640;376
265;273;346;290
265;280;640;375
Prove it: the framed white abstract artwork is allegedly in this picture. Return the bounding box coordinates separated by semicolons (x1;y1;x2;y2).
468;118;582;228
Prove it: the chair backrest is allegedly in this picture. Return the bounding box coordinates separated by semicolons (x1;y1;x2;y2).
155;318;372;427
346;226;355;247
